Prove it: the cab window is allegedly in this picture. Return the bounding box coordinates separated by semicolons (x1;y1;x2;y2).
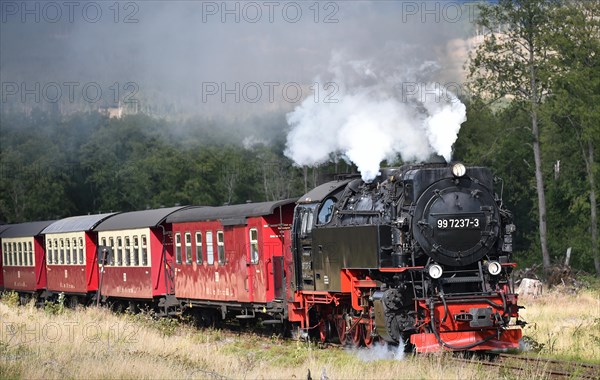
318;197;336;225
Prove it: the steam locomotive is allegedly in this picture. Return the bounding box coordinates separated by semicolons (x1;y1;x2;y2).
0;161;523;353
288;161;523;352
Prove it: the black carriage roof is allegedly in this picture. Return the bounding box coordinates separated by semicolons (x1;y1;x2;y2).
0;224;12;237
42;213;117;234
166;199;297;224
297;180;352;204
1;220;56;238
94;206;186;232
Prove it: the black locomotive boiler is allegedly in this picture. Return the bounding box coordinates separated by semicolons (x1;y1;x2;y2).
287;161;523;352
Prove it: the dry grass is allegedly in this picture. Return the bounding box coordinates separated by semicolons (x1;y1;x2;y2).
0;287;598;379
519;287;600;363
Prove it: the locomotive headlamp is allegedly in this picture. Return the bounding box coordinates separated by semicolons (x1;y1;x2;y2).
428;263;443;279
452;163;467;177
486;261;502;276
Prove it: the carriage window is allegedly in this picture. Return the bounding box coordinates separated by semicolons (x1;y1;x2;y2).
185;232;192;265
175;233;182;264
66;239;72;265
116;237;123;266
22;242;28;266
206;231;214;265
24;241;29;266
318;197;336;225
8;243;13;266
18;242;23;266
78;237;84;264
46;240;52;264
2;243;7;266
217;231;225;264
249;228;259;264
141;235;148;266
124;237;131;266
195;232;202;264
53;239;58;265
58;239;65;264
108;237;115;266
28;241;33;267
133;236;139;266
99;237;108;265
13;242;18;266
71;238;77;265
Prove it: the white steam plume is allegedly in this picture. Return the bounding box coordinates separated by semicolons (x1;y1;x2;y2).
349;341;405;362
284;52;466;182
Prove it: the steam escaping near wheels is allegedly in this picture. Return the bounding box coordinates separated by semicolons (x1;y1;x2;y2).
350;340;406;362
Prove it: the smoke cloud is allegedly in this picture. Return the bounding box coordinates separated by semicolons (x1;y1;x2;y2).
1;2;475;121
284;51;467;182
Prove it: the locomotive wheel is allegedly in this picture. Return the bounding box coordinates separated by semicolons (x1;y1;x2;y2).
335;319;347;343
349;324;362;347
362;322;375;348
68;295;79;309
318;320;330;343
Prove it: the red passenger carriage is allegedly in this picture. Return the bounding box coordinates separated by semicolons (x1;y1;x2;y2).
1;221;55;298
93;207;185;314
42;213;116;305
166;200;295;322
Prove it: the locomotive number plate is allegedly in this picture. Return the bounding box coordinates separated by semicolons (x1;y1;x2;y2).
436;217;481;229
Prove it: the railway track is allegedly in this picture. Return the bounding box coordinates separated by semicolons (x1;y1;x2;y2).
453;353;600;379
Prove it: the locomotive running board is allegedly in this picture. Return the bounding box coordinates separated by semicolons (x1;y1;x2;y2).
411;329;522;353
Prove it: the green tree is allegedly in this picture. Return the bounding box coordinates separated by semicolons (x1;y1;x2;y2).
468;0;559;271
455;99;537;260
546;0;600;275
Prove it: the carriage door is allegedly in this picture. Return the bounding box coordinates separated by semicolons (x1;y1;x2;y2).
272;254;284;300
248;227;263;302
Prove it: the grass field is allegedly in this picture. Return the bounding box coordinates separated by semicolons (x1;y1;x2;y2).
0;287;598;379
